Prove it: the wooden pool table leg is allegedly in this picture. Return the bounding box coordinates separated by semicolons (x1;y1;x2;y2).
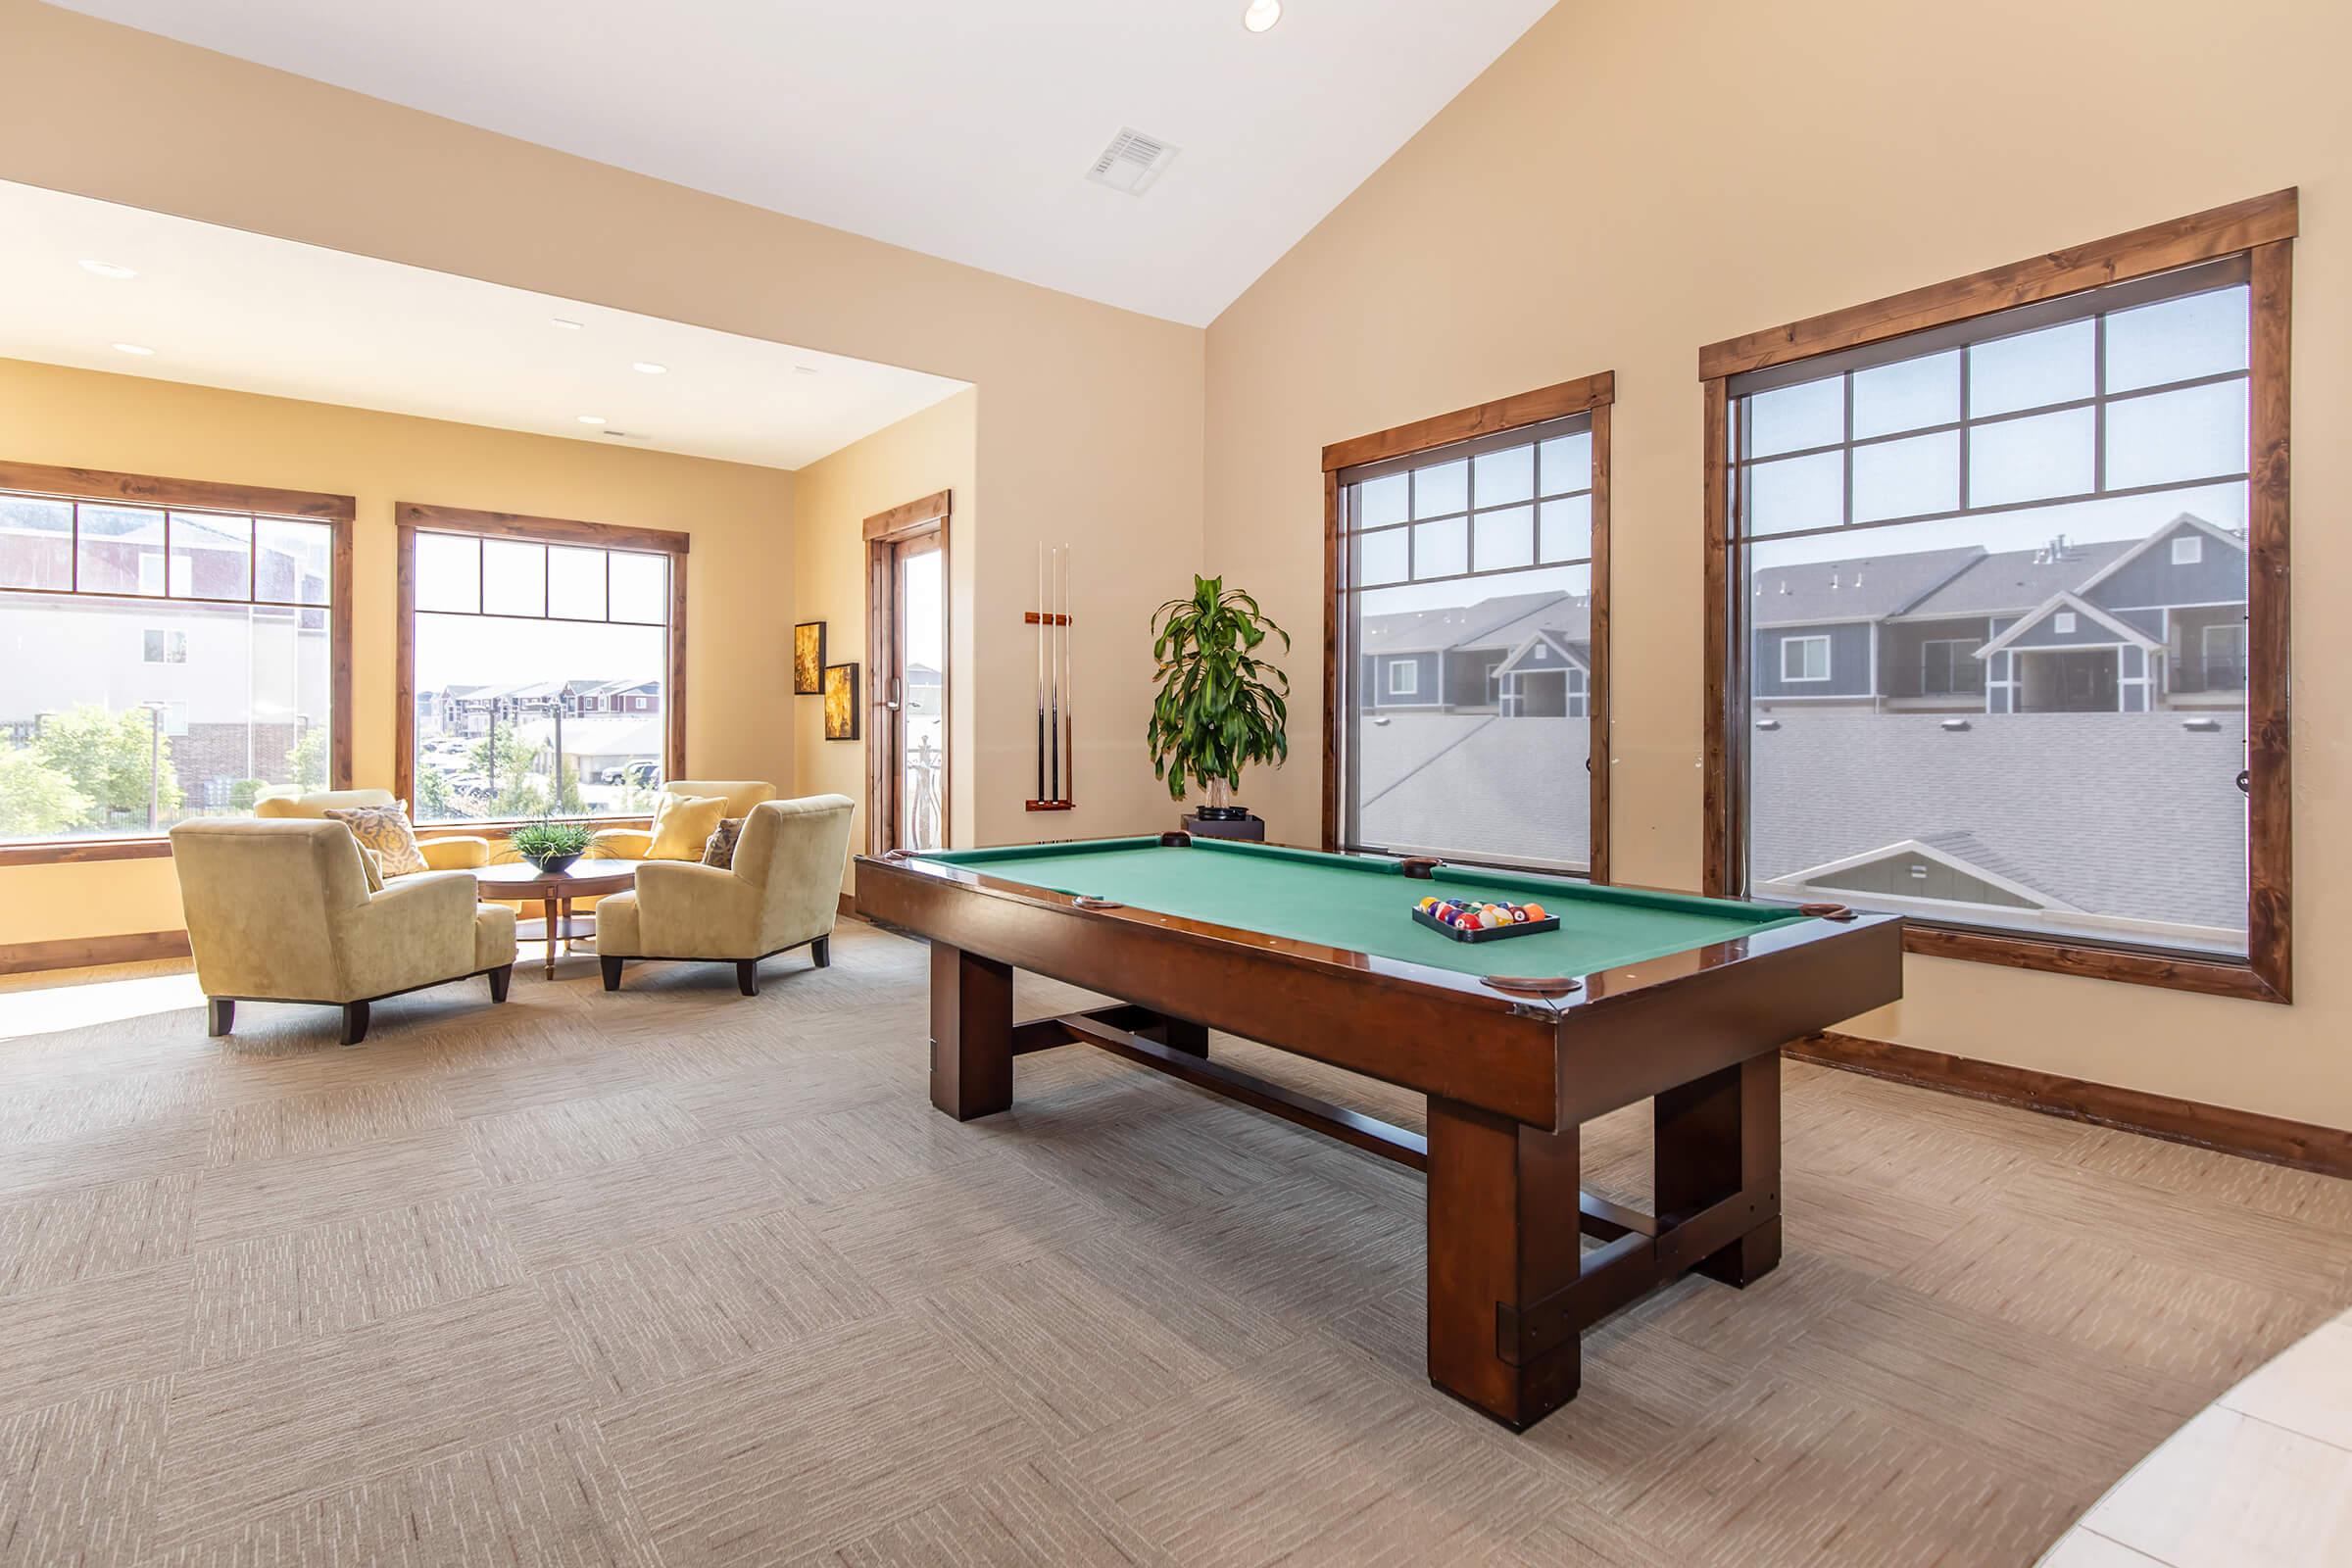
1654;1053;1782;1287
1425;1097;1584;1430
930;942;1013;1120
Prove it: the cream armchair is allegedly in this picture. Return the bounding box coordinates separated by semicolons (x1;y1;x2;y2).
596;794;854;995
170;818;517;1046
253;787;490;871
592;779;777;860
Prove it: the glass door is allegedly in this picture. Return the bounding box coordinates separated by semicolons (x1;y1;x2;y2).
893;534;946;852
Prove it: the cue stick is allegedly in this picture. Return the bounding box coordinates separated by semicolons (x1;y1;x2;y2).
1062;544;1075;803
1044;545;1054;804
1048;545;1061;802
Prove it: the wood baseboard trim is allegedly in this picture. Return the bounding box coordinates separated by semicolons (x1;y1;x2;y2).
838;893;857;920
0;929;192;977
1788;1030;2352;1179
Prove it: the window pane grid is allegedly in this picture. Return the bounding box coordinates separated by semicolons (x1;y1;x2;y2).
412;531;669;625
1735;339;2248;544
2;494;327;609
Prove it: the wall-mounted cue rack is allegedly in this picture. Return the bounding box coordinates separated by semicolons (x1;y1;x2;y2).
1027;542;1074;810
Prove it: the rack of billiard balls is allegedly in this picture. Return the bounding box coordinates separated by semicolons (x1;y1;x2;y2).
1411;895;1560;943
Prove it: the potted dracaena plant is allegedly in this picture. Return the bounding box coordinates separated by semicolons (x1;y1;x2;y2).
1147;574;1291;820
509;816;595;875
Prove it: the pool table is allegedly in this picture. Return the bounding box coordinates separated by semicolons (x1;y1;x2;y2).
853;833;1902;1431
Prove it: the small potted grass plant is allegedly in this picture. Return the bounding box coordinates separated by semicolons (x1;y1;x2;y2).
1147;574;1291;819
510;817;594;875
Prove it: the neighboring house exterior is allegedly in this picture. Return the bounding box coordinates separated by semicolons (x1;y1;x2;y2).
0;516;332;812
1751;514;2247;715
1358;591;1592;716
427;675;662;736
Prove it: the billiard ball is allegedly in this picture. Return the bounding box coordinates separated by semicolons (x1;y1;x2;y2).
1523;903;1546;921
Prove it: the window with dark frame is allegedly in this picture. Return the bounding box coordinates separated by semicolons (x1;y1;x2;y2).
0;471;347;852
1701;191;2293;1003
397;508;685;826
1324;375;1612;879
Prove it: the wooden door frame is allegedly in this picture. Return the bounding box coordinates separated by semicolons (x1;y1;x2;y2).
1320;372;1615;883
864;489;953;857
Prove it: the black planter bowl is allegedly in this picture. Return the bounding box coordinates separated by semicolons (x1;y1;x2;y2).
1193;805;1251;822
521;852;582;876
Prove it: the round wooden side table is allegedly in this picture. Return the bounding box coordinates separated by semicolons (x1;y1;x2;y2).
472;859;643;979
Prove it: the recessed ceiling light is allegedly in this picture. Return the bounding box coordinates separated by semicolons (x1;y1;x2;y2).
1243;0;1281;32
631;361;667;375
111;342;156;356
79;259;138;279
576;414;607;425
551;318;583;330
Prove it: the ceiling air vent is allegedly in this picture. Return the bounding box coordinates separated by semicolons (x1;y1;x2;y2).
600;429;650;442
1088;127;1180;195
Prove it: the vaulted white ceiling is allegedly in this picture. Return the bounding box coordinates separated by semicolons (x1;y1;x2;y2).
0;180;967;469
50;0;1559;326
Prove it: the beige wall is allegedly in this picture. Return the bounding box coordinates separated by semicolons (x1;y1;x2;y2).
0;356;794;947
1;0;1204;870
1203;0;2351;1126
790;390;980;890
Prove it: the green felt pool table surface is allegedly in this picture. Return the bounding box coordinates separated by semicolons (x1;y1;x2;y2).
913;838;1811;980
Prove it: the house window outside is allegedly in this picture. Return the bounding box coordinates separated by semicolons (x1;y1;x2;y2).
1729;256;2258;957
1336;406;1598;872
1781;635;1831;682
1920;639;1984;696
407;528;673;823
0;490;338;846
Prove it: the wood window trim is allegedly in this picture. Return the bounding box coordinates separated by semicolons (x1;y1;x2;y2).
0;462;355;869
1698;194;2293;1003
1321;372;1614;883
394;504;689;818
864;491;953;857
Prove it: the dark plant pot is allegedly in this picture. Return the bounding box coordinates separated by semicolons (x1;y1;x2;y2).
524;852;581;876
1193;806;1250;822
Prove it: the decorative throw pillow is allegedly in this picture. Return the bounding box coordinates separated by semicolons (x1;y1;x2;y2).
702;816;745;869
324;801;428;877
646;792;728;860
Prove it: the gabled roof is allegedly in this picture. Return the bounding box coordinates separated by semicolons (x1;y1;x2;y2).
1975;591;2162;658
1895;538;2135;620
1495;629;1588;676
1751;547;1984;626
2071;513;2248;602
1780;832;2077;912
1747;710;2248;931
1474;593;1590;652
1358;591;1564;657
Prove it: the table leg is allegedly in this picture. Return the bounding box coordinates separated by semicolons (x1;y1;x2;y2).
930;942;1013;1120
542;895;561;979
1654;1054;1782;1286
1425;1097;1584;1430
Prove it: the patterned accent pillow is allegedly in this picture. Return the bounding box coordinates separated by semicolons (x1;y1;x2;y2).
323;801;428;877
702;817;745;869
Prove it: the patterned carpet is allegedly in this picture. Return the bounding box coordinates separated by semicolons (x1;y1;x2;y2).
3;916;2350;1567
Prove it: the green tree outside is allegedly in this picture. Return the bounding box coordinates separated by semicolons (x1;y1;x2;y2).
0;743;91;838
31;705;184;829
285;727;328;790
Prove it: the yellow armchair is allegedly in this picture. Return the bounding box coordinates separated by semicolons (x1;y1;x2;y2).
592;779;778;861
597;794;853;995
252;787;490;871
170;817;516;1046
